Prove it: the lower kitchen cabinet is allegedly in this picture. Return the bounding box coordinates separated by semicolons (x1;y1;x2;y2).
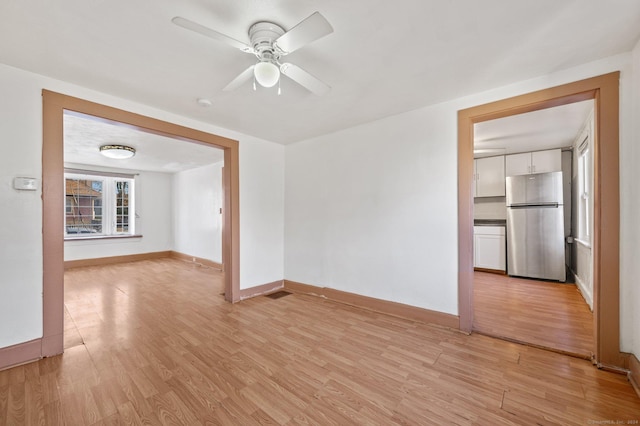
474;226;506;272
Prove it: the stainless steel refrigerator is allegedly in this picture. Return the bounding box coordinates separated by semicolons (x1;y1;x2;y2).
506;171;565;282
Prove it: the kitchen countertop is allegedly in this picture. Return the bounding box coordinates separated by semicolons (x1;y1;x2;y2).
474;219;506;226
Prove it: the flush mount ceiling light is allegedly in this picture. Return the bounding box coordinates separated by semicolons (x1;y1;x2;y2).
99;144;136;159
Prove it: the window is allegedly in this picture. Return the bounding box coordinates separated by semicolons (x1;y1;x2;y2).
65;171;135;238
115;181;131;233
577;136;591;242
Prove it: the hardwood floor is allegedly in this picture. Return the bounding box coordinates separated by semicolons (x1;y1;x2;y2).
473;271;594;357
1;258;638;424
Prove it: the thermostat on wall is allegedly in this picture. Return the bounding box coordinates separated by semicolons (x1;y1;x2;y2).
13;177;38;191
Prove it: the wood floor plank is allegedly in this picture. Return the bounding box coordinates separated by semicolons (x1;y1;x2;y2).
250;407;281;425
90;379;119;420
116;400;145;426
147;390;199;426
24;372;46;426
0;258;636;425
216;395;260;424
43;400;64;425
0;384;8;425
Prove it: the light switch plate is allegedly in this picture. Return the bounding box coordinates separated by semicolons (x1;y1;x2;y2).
13;177;38;191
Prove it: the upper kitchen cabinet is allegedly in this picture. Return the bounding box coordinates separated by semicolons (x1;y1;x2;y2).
474;155;505;197
505;149;561;176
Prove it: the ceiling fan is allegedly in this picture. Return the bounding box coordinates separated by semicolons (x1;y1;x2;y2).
172;12;334;96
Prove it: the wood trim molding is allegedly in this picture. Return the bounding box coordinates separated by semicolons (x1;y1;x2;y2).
473;268;507;275
591;74;622;370
224;146;241;302
0;339;42;371
42;91;65;358
64;234;143;242
64;251;173;269
457;72;622;368
64;250;225;271
41;89;241;365
628;353;640;399
284;280;460;329
238;280;285;300
170;251;223;270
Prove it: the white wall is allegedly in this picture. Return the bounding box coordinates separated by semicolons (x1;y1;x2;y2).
285;53;635;327
620;38;640;359
570;114;594;310
173;162;223;263
0;62;285;348
574;242;593;310
64;168;173;261
239;138;285;289
0;67;43;347
286;104;459;314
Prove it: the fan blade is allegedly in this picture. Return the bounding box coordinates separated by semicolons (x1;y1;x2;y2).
172;16;254;53
223;65;255;91
280;63;330;96
274;12;333;54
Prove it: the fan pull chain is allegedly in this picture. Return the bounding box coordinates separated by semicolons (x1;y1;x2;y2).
253;76;257;91
278;78;281;96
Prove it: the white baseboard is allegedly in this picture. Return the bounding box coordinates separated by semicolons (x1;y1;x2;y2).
574;273;593;311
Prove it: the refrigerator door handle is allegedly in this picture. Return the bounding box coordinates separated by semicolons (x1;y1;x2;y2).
508;203;559;209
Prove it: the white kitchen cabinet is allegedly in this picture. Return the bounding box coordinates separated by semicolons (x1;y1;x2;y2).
531;149;562;174
473;155;505;197
474;226;506;271
504;153;530;176
505;149;561;176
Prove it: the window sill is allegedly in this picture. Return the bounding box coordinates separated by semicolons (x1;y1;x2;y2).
64;234;142;242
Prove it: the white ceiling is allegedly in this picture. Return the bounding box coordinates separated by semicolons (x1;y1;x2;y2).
474;100;594;158
1;1;639;145
64;112;223;173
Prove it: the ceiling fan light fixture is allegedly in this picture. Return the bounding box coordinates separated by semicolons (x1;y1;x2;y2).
254;61;280;88
99;144;136;159
172;12;333;95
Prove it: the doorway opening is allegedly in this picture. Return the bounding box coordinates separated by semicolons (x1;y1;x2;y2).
61;110;228;351
457;72;624;369
471;101;594;358
42;90;240;358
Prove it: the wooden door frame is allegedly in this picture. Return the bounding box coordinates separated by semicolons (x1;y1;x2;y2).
41;90;241;357
457;72;624;369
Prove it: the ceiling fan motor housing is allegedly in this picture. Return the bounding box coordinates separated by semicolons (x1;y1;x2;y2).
249;22;285;61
